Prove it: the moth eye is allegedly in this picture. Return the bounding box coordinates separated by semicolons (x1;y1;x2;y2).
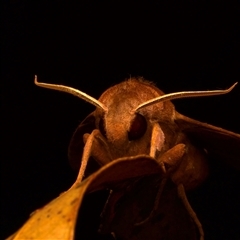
99;117;106;137
128;114;147;141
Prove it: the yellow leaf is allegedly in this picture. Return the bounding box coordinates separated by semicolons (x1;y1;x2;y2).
8;155;161;240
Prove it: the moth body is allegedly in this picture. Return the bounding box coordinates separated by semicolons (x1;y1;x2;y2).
35;76;239;240
75;79;209;190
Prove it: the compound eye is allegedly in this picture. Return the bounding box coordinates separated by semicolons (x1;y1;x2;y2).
99;117;106;137
128;114;147;141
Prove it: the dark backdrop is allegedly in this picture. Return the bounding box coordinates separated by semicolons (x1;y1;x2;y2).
2;1;240;239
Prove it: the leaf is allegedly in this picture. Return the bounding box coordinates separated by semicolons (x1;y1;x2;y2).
8;155;161;240
100;177;198;240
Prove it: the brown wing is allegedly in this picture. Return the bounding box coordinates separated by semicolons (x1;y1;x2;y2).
68;113;96;171
175;112;240;170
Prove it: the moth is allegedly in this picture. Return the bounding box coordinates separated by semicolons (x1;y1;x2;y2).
35;76;240;240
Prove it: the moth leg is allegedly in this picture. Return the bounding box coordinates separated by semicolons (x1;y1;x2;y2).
157;143;186;173
135;178;167;226
74;129;100;184
150;123;165;171
177;184;204;240
134;123;166;225
135;144;186;226
99;189;126;233
150;122;165;157
88;132;113;165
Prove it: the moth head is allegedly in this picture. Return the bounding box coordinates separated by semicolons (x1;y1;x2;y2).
35;75;237;145
97;110;147;142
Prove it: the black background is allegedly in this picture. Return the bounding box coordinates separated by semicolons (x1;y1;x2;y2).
2;1;240;239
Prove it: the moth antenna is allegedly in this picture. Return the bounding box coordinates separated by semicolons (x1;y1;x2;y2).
34;75;108;112
135;82;238;111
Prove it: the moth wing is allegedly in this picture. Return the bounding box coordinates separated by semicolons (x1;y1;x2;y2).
175;112;240;170
68;113;96;171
